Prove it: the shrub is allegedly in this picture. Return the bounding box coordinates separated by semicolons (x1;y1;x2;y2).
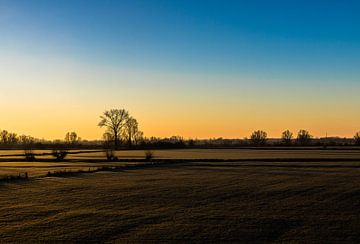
52;149;68;161
24;149;35;161
105;149;118;161
145;150;154;161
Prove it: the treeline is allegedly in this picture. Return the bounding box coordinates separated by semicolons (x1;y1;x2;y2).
2;129;358;150
246;129;360;146
0;130;91;150
140;133;359;148
0;130;40;149
1;107;360;150
97;109;360;148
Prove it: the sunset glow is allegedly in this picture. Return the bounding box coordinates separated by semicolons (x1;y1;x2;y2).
1;1;359;139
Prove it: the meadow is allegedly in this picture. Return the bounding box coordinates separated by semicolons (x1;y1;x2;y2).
1;149;360;242
2;148;360;178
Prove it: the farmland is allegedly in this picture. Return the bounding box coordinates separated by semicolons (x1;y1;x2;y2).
2;149;360;178
1;149;360;242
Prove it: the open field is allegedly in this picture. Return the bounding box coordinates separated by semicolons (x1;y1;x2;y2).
2;149;360;178
2;148;360;160
1;149;360;242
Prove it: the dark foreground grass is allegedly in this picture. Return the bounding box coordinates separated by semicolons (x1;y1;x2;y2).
1;162;360;242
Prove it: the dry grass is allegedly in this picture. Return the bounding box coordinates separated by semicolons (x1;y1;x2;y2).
2;149;360;179
1;159;360;242
2;148;360;160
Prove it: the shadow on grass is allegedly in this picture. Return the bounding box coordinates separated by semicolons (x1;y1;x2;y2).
0;172;29;183
46;166;119;177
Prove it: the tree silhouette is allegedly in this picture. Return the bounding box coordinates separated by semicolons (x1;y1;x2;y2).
65;132;79;145
0;130;9;144
297;129;312;145
18;135;34;145
7;133;18;144
134;131;144;146
250;130;267;146
98;109;130;149
281;130;293;145
0;130;18;145
123;117;138;147
354;132;360;146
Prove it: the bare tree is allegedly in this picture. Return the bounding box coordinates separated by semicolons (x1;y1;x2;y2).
281;130;293;145
0;130;9;144
123;117;139;147
65;132;79;145
250;130;267;146
98;109;130;149
103;132;114;144
8;133;18;144
0;130;18;145
354;132;360;146
18;135;33;145
297;129;312;145
134;131;144;146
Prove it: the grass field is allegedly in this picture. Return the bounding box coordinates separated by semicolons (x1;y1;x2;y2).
1;149;360;178
1;149;360;242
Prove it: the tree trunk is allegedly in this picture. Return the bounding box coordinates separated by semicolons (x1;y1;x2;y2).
128;134;132;148
114;130;118;150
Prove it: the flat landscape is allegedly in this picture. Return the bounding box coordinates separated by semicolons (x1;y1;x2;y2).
1;149;360;242
2;149;360;178
2;0;360;242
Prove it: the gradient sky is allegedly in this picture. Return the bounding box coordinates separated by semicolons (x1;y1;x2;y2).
1;0;359;139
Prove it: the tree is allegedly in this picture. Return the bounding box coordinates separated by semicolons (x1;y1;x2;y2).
354;132;360;145
123;117;138;147
7;133;18;144
18;135;34;145
281;130;293;145
134;131;144;146
98;109;130;149
297;129;312;145
65;132;79;145
0;130;9;144
103;131;114;142
101;131;120;161
250;130;267;146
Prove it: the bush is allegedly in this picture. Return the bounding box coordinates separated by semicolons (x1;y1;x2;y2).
145;150;154;161
52;149;68;161
105;149;118;161
24;149;35;161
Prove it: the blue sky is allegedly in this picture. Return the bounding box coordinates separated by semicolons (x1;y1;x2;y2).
0;0;359;138
2;0;359;76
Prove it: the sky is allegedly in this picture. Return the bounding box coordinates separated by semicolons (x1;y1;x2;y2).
0;0;359;139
